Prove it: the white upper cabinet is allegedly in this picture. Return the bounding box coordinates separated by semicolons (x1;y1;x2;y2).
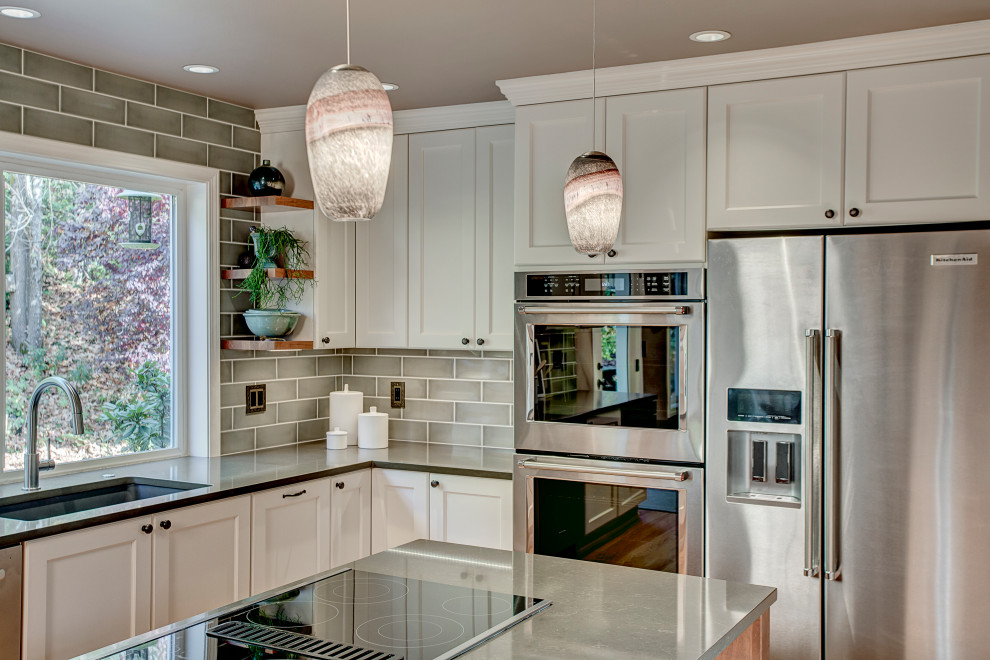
428;473;513;551
251;478;332;595
605;88;707;263
474;124;516;350
151;497;251;628
372;468;431;554
514;99;606;267
408;129;477;348
356;136;409;347
707;73;846;230
313;213;355;348
844;55;990;225
330;468;373;567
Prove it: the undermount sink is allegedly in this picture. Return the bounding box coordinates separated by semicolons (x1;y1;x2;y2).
0;477;210;521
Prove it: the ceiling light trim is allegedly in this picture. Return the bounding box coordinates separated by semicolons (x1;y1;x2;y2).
497;19;990;106
257;100;515;136
0;6;41;18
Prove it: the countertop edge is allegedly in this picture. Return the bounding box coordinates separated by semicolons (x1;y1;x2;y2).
699;589;778;660
0;445;512;547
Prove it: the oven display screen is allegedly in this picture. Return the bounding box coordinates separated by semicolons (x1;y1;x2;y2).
728;388;801;425
526;272;686;297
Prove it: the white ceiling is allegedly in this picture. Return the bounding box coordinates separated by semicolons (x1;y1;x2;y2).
1;1;989;111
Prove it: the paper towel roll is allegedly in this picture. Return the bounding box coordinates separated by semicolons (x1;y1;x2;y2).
329;384;363;446
358;406;389;449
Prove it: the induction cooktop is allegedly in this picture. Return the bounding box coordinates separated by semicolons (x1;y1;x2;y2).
206;568;550;660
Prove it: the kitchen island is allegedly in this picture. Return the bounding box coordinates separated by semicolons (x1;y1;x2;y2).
78;540;775;660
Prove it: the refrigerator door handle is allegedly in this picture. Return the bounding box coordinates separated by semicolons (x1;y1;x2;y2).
804;329;821;578
824;329;841;581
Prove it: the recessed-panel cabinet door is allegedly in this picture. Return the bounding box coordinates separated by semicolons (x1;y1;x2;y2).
708;73;845;230
356;136;409;347
251;479;332;595
408;129;477;349
475;124;515;351
314;211;356;348
23;516;153;660
845;55;990;225
514;99;606;266
605;88;707;264
371;468;431;553
330;468;372;567
152;496;251;628
429;473;513;551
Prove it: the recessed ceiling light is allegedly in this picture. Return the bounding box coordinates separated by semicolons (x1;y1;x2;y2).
0;6;41;19
689;30;731;43
183;64;220;74
381;82;399;92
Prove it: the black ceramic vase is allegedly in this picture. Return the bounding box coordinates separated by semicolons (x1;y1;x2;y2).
248;160;286;197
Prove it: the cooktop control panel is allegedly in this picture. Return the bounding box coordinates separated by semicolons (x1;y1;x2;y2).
522;271;689;299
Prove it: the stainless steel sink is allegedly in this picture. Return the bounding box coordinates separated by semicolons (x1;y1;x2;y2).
0;477;210;521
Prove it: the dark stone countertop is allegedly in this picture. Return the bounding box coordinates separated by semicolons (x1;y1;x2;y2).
0;441;513;546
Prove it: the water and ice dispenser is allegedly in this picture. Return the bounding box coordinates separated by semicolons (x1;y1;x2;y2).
724;388;803;508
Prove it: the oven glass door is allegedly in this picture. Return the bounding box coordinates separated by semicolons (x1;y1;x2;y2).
531;323;683;430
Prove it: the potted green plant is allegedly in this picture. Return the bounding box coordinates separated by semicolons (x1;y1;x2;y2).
239;225;313;338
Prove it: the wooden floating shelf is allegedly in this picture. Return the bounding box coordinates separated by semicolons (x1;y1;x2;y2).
221;339;314;351
221;268;315;280
220;196;314;212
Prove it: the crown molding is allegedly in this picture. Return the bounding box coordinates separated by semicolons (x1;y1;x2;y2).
497;20;990;106
256;100;515;135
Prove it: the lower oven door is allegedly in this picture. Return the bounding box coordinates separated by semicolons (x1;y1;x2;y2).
514;454;704;576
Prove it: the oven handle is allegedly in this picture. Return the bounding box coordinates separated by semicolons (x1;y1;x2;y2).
517;304;691;315
516;459;690;482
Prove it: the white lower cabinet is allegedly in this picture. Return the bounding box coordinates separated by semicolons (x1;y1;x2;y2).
23;516;153;660
22;496;250;660
373;469;513;552
251;478;331;595
330;468;373;567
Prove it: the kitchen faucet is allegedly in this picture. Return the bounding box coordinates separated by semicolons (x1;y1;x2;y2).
23;376;85;491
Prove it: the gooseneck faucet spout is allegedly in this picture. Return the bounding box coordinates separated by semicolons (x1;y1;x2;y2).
23;376;85;491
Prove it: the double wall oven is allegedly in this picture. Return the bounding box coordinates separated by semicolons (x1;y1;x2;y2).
513;269;706;576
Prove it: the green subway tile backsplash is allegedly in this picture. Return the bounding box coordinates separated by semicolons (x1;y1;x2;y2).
0;71;58;110
156;85;207;116
61;87;125;123
0;43;20;73
23;108;92;146
23;51;92;89
94;70;155;104
126;102;181;135
208;99;255;128
0;101;20;133
94;122;154;157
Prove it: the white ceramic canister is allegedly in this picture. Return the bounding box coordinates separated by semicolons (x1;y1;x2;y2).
326;427;347;450
357;406;389;449
329;384;363;446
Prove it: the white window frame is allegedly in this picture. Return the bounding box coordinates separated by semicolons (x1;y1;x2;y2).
0;132;220;483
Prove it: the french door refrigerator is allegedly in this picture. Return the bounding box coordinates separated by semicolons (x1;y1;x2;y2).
707;229;990;659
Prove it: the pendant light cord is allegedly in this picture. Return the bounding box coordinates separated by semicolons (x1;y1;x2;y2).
346;0;351;65
591;0;597;149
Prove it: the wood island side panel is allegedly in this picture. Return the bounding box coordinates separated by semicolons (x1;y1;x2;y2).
717;609;770;660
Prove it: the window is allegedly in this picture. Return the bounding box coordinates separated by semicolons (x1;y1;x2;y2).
1;167;180;473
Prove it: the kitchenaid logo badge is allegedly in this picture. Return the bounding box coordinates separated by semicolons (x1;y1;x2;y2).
931;253;978;266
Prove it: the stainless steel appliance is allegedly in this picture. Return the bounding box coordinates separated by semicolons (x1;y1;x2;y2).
707;230;990;659
513;269;706;463
514;269;706;576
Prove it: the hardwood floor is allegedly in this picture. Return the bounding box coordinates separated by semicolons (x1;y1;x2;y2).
581;509;679;571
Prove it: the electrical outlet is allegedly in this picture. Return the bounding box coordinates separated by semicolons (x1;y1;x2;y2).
245;384;267;414
390;381;405;408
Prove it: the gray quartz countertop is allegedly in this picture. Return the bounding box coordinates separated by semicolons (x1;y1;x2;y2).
0;441;513;546
81;540;777;660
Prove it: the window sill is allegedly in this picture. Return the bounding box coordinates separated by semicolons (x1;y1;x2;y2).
0;448;185;487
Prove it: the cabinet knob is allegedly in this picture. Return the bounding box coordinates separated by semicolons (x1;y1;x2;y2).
461;337;470;345
321;337;330;344
335;481;345;489
824;209;835;219
587;253;598;259
848;207;861;218
476;338;485;346
606;249;617;258
431;480;439;488
141;524;153;534
159;520;171;530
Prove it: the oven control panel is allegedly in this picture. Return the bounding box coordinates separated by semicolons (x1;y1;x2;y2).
522;271;689;298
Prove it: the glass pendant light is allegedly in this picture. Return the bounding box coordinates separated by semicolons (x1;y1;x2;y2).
563;0;622;257
117;189;162;250
306;0;393;222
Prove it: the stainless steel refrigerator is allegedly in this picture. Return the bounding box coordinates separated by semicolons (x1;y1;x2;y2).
706;230;990;659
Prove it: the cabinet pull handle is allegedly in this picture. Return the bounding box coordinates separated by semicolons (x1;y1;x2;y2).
282;489;307;498
159;520;171;530
141;524;153;534
461;337;470;345
848;208;860;217
824;209;835;219
335;482;345;489
431;480;439;488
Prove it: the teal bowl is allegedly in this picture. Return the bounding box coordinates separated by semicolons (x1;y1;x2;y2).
243;309;301;338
